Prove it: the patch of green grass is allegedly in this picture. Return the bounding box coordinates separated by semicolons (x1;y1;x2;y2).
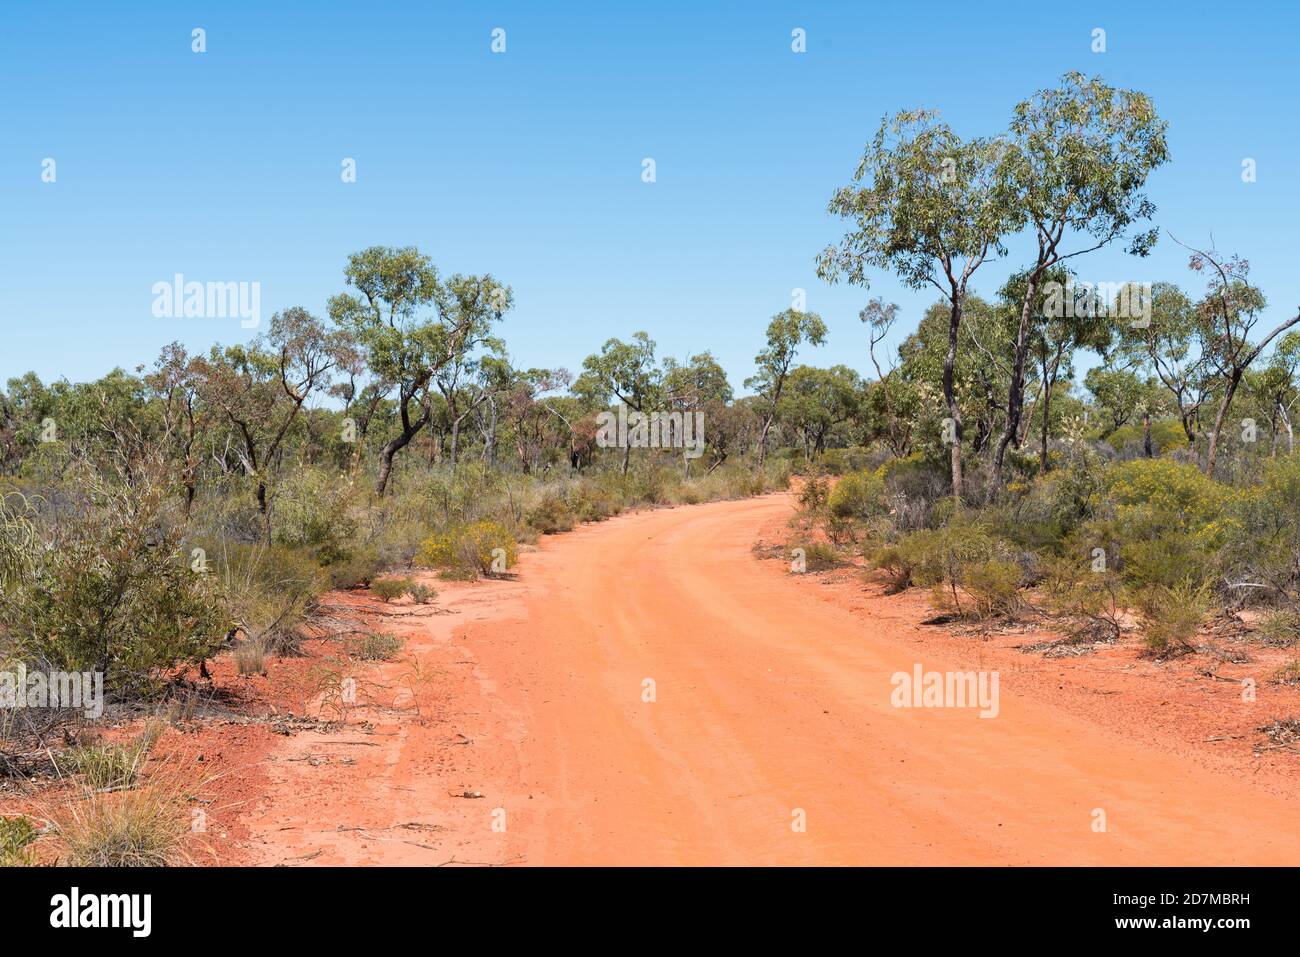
347;631;405;661
0;816;39;867
65;743;147;791
370;576;413;603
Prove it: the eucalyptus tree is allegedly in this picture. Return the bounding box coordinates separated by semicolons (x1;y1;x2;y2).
575;332;661;474
144;342;215;513
701;399;761;475
198;307;349;536
662;351;732;475
900;295;1010;461
1116;281;1211;447
777;364;863;462
990;73;1170;485
506;367;577;472
1084;365;1168;456
745;310;826;467
328;246;512;494
1247;331;1300;454
0;373;56;472
1004;269;1111;471
1178;243;1300;477
435;329;507;469
470;355;518;467
859;298;917;457
819;110;1017;500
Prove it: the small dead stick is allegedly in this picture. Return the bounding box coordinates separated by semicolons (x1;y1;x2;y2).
434;854;526;867
317;740;381;746
277;849;323;865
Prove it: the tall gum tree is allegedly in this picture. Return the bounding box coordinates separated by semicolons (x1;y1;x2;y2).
1176;241;1300;478
575;332;661;475
662;351;732;476
991;72;1169;488
198;307;349;538
819;109;1017;501
745;309;827;468
328;246;511;495
1116;281;1211;447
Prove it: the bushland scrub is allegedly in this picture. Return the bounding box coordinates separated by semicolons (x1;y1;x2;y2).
784;71;1300;671
6;71;1300;861
791;438;1300;660
0;246;788;864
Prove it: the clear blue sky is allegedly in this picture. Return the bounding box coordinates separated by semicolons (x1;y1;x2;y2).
3;1;1298;391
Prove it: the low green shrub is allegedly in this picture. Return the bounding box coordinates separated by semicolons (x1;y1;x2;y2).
872;544;913;592
798;475;830;513
570;482;621;522
215;543;328;654
826;470;887;521
527;493;576;534
962;558;1025;620
1255;610;1300;647
370;577;413;603
1040;555;1125;642
0;472;227;697
407;583;436;605
322;544;383;589
416;521;518;579
890;520;1021;618
271;467;362;560
1104;458;1238;547
792;541;843;572
816;447;877;476
1136;581;1209;657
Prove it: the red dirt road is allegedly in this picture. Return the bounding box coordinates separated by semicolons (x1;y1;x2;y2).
457;493;1300;865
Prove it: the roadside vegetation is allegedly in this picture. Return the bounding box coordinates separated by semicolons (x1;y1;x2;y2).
789;73;1300;669
0;248;787;863
4;70;1300;862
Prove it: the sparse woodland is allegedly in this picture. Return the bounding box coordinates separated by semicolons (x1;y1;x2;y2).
3;72;1300;865
799;73;1300;659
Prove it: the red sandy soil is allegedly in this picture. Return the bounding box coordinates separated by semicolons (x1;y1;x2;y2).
7;491;1300;865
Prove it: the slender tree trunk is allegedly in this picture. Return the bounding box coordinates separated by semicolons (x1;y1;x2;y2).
1205;372;1243;479
1038;359;1054;472
255;480;271;544
1020;388;1039;448
1143;412;1153;457
756;416;774;468
484;403;498;466
1039;389;1052;472
993;277;1041;486
376;442;401;495
942;296;965;502
376;401;430;496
